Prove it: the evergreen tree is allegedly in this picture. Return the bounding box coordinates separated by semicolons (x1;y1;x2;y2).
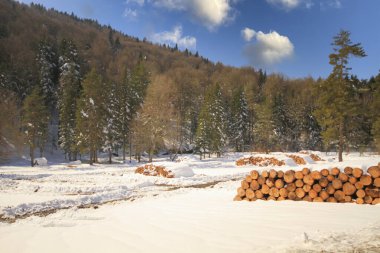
370;73;380;152
253;101;275;153
314;30;366;161
22;86;49;166
58;39;82;160
195;99;211;159
230;88;249;152
76;68;106;164
103;81;119;164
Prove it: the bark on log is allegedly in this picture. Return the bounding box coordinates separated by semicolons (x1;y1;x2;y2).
344;196;352;203
241;180;250;190
255;190;263;199
277;170;284;178
245;175;252;183
319;177;329;188
364;195;373;204
365;187;380;198
344;167;353;175
321;169;329;177
352;168;363;178
266;178;275;188
327;174;335;182
303;195;312;202
237;187;246;197
372;198;380;205
288;191;296;200
332;179;343;189
367;166;380;178
374;178;380;188
302;167;310;175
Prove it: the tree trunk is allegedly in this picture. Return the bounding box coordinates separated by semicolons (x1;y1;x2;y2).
129;136;132;163
30;145;35;167
338;120;344;162
89;149;93;165
108;148;112;164
122;137;126;162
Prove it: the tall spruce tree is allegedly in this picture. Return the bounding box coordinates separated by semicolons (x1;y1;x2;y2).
230;88;249;152
314;30;366;161
371;73;380;152
22;86;49;166
195;99;211;159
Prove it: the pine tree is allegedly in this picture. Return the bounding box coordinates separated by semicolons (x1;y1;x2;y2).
195;99;211;159
230;88;249;152
103;81;119;164
253;101;275;153
58;39;81;160
314;30;366;161
370;73;380;152
22;86;49;166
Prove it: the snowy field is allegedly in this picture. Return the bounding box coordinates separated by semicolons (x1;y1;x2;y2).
0;152;379;253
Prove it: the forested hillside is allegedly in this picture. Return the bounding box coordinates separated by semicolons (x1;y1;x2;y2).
0;0;379;164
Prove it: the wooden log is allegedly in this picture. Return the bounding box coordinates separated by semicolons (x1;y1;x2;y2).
262;170;269;178
303;174;314;185
344;196;352;203
338;173;348;182
364;196;373;204
269;169;277;179
356;189;365;198
295;188;305;198
295;179;304;188
344;167;353;175
277;170;284;178
332;179;343;189
356;198;364;204
374;178;380;188
257;176;266;185
327;174;335;182
275;179;284;189
266;178;275;188
302;167;310;175
365;187;380;198
309;189;318;199
277;196;286;201
246;188;255;200
313;197;324;202
261;184;270;195
288;191;296;200
250;180;260;190
286;183;296;192
326;197;337;203
311;171;322;180
342;182;356;196
312;184;322;193
295;171;304;180
250;170;259;180
303;184;311;193
321;169;329;177
269;187;280;197
319;177;329;188
355;181;364;190
245;175;252;183
303;195;312;202
319;190;329;201
359;175;372;186
372;198;380;205
331;167;340;176
233;195;242;201
279;188;288;197
326;184;336;195
284;170;295;183
267;196;276;201
334;190;345;201
241;180;250;190
255;190;264;199
237;187;246;197
348;176;357;184
367;166;380;178
352;168;363;178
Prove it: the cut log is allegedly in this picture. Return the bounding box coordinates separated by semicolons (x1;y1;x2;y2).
303;195;312;202
250;170;259;180
342;182;356;196
233;195;242;201
262;170;269;178
237;187;246;197
311;171;322;180
245;175;252;183
302;167;310;175
269;187;280;197
250;180;260;190
269;169;277;179
352;168;363;178
277;170;284;178
365;187;380;198
348;176;357;184
326;184;336;195
255;190;264;199
241;180;250;190
359;175;372;186
334;190;345;201
295;179;304;188
367;166;380;178
326;197;337;203
355;181;364;190
267;196;276;201
356;198;364;204
286;183;296;192
257;176;266;185
312;184;322;193
303;174;314;185
295;171;304;180
364;195;373;204
321;169;329;177
246;188;255;200
288;191;296;200
356;189;365;198
372;198;380;205
295;188;305;198
319;177;329;188
331;167;340;176
319;190;329;200
303;184;311;193
308;189;318;199
277;196;286;201
332;179;343;189
266;178;275;188
279;188;288;197
344;196;352;203
327;174;335;182
338;173;348;182
261;184;270;194
313;197;323;202
275;179;284;189
374;178;380;188
344;167;353;175
284;170;295;183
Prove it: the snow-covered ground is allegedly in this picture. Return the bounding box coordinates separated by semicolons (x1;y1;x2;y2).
0;152;379;252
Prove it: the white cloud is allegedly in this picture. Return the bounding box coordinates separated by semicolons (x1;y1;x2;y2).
123;8;138;20
150;0;237;30
126;0;145;6
320;0;342;9
243;30;294;67
241;27;256;42
266;0;313;10
150;25;197;50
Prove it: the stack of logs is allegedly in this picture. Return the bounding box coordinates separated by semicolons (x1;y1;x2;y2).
135;164;175;178
287;155;306;165
236;157;285;167
234;165;380;204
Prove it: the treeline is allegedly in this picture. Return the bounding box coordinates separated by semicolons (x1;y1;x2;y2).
0;1;379;164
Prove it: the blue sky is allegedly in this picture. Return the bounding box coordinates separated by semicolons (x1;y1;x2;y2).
17;0;380;79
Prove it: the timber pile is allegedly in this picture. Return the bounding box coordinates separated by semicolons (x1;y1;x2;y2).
234;164;380;205
287;155;306;165
310;154;324;161
236;157;285;167
135;164;175;178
